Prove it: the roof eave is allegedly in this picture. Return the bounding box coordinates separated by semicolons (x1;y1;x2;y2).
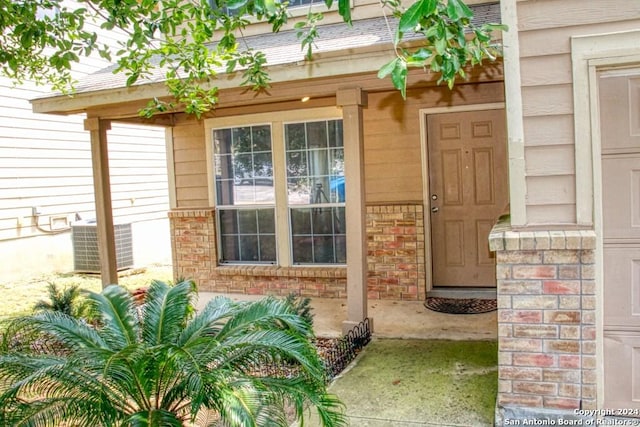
30;44;397;116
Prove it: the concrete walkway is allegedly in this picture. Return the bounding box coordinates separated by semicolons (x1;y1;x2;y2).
324;338;498;426
196;292;497;341
197;293;498;426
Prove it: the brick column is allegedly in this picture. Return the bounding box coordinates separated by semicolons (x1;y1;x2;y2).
490;219;597;414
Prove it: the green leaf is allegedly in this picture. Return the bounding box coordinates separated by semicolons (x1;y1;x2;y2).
377;57;399;79
411;47;432;61
226;0;249;10
482;23;509;33
264;0;277;14
391;61;407;98
446;0;473;21
435;37;447;55
398;0;437;34
338;0;351;24
125;73;139;87
379;58;409;99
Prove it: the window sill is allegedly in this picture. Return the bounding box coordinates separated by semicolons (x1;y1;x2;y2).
214;265;347;278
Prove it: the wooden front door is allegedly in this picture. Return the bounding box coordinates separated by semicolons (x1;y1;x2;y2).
427;109;508;287
600;69;640;411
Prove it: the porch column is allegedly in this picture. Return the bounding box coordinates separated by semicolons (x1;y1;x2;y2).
84;118;118;287
337;87;370;334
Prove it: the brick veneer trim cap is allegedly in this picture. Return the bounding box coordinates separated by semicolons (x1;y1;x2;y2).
489;217;596;252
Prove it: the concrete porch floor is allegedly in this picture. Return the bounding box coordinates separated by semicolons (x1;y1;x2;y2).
197;293;498;426
196;292;497;341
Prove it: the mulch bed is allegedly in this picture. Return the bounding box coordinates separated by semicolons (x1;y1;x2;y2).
424;297;497;314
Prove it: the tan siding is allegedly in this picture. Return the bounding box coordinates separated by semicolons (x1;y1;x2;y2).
525;145;575;176
364;82;505;204
175;175;208;188
171;121;209;208
173;148;205;163
0;98;168;235
521;84;573;117
517;0;639;31
174;160;207;177
527;204;576;224
176;188;210;206
517;0;640;225
523;115;574;147
363;88;423;202
526;175;575;206
519;20;640;58
520;54;572;87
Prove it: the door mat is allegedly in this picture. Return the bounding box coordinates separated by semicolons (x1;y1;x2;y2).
424;297;497;314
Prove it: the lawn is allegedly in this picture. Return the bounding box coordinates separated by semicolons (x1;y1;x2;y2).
0;264;173;319
327;339;499;426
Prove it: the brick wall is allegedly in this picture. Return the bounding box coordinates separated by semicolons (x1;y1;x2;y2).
366;204;426;300
169;209;217;286
489;219;597;411
169;203;425;300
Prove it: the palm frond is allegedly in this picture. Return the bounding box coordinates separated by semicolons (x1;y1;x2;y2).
9;311;105;354
176;296;236;348
34;282;77;314
142;280;194;346
1;396;121;427
216;384;261;427
0;355;125;426
0;281;347;427
101;343;153;411
125;408;184;426
217;297;314;342
214;329;323;377
87;285;139;350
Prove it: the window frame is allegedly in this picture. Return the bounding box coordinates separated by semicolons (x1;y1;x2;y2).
205;107;343;267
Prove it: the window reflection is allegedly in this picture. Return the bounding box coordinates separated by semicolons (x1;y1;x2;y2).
214;125;274;207
213;118;345;265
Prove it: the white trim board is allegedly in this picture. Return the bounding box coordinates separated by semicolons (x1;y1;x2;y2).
571;28;640;410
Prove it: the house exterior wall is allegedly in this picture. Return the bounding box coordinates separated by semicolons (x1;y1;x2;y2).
0;81;170;282
169;116;208;208
169;204;426;299
168;82;505;209
515;0;640;225
493;0;640;419
167;82;503;300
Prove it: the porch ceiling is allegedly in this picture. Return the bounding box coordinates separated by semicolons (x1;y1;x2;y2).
30;3;502;117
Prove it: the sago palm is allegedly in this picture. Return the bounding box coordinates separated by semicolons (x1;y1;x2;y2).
33;281;90;318
0;280;346;426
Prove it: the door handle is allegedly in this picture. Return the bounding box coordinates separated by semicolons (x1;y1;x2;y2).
431;206;439;213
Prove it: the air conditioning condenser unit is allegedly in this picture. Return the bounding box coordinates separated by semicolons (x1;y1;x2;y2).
72;220;134;273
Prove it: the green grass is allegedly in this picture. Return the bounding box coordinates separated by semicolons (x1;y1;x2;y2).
328;339;498;426
0;264;173;319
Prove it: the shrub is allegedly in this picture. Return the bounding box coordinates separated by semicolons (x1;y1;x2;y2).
284;292;314;326
0;280;346;426
33;282;90;319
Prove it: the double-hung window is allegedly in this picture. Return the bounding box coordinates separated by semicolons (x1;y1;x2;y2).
208;108;346;266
